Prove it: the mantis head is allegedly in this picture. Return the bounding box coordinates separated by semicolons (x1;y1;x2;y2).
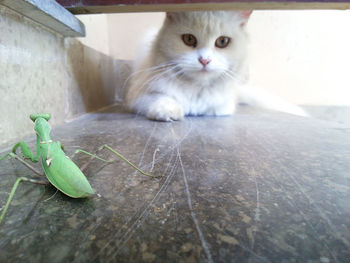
30;113;51;122
30;114;52;140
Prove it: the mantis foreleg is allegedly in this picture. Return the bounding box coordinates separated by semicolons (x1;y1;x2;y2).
12;141;40;162
0;177;48;224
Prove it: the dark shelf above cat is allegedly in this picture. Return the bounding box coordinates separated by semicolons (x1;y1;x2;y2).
56;0;350;14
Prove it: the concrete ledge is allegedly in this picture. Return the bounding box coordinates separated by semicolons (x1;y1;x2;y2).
0;0;85;37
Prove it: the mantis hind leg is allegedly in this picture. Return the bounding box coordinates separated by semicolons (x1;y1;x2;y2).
73;149;112;164
55;141;111;171
0;177;48;225
72;145;160;178
0;152;43;176
71;149;113;172
98;145;160;178
0;152;10;162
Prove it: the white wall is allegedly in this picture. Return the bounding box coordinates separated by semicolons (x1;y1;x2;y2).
107;13;165;60
248;10;350;106
77;14;111;56
78;11;350;106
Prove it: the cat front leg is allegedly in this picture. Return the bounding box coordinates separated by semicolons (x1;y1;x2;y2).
146;96;184;121
130;94;184;121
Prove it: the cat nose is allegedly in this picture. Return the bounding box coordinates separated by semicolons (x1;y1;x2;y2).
198;57;211;67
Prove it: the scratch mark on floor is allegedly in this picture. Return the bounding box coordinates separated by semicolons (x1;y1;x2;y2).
90;148;177;263
177;146;214;263
249;168;260;252
246;130;343;263
144;119;194;168
127;119;193;174
134;122;157;175
171;192;179;230
43;189;58;202
261;163;340;263
150;147;160;172
284;167;350;248
251;169;261;222
107;151;178;261
237;242;270;263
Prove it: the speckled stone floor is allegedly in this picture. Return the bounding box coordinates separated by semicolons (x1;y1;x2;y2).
0;105;349;263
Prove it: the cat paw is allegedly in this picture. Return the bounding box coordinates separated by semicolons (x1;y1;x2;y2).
146;99;184;122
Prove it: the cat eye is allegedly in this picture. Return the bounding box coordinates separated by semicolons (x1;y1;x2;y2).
215;36;231;48
182;34;197;48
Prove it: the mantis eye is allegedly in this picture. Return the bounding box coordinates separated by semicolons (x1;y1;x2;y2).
30;113;51;122
215;36;231;48
182;34;197;48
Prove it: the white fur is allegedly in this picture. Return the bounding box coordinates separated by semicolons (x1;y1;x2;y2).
237;85;309;116
124;11;307;121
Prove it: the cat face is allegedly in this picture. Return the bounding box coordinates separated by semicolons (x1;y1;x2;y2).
156;11;251;83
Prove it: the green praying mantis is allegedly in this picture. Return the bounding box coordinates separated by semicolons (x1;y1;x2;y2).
0;113;160;224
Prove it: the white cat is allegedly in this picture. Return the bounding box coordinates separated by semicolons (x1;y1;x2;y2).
125;11;307;121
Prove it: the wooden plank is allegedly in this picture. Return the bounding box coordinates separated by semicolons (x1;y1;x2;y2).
0;0;85;37
56;0;350;13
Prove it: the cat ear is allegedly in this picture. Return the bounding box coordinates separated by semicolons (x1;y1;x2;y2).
240;11;253;19
239;11;253;27
166;12;176;21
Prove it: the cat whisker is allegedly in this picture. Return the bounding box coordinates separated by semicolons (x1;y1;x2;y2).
223;68;243;80
167;68;186;80
173;63;201;72
221;69;245;84
126;62;177;79
135;65;182;95
148;65;187;86
122;61;179;91
141;69;173;89
135;61;178;75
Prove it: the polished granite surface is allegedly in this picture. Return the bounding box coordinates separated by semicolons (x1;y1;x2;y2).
0;106;349;263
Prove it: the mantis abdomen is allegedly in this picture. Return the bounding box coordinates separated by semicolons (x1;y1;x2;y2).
42;143;94;198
